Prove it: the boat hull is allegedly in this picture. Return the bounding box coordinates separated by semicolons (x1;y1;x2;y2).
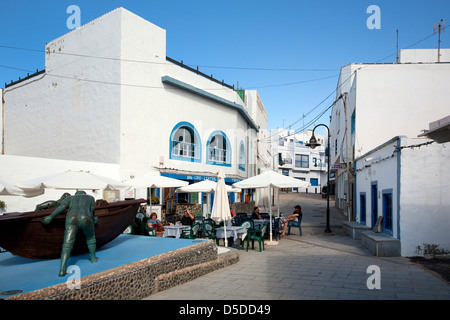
0;199;146;259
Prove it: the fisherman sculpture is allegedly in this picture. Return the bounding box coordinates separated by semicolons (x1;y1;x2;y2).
42;191;98;277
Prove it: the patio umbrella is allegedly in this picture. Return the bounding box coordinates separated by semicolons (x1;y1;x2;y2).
0;180;44;197
16;170;130;191
232;170;310;245
210;169;232;247
124;173;188;215
175;179;239;193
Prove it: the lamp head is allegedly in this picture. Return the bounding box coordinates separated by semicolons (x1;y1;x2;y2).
305;135;321;149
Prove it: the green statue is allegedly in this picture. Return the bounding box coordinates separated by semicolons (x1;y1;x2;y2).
35;192;71;211
42;191;99;277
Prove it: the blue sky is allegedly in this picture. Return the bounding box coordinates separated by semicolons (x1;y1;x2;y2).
1;0;448;133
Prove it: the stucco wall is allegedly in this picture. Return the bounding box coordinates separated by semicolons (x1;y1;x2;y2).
399;138;450;257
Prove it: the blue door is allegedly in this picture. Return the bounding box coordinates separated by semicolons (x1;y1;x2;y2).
371;183;378;227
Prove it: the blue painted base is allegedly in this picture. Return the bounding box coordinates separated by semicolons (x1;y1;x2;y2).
0;234;204;298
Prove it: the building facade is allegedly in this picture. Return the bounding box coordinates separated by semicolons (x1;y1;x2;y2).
270;129;327;193
330;49;450;219
0;8;270;213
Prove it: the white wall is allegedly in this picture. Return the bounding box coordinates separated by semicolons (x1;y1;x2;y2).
3;8;123;164
399;138;450;257
355;137;400;237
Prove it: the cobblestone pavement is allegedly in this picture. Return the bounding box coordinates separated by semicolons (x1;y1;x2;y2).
143;192;450;300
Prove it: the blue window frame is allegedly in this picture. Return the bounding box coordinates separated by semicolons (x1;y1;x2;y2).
238;141;245;171
169;121;201;163
206;130;231;167
382;189;393;236
360;192;366;224
295;154;309;168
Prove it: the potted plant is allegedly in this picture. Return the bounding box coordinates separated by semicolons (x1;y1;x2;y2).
0;200;6;215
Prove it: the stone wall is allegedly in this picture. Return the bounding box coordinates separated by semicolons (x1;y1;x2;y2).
232;201;255;214
8;240;239;300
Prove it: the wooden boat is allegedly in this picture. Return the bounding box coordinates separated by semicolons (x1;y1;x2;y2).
0;198;146;259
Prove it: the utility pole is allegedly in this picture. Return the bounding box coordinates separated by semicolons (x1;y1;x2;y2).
434;19;446;62
396;29;399;63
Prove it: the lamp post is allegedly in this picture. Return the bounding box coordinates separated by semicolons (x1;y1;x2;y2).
305;124;332;233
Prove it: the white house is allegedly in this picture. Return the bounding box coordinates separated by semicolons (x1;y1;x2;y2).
330;49;450;219
270;128;327;193
354;135;450;257
0;8;269;214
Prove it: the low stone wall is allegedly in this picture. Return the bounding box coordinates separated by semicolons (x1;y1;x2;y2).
232;201;255;214
7;240;239;300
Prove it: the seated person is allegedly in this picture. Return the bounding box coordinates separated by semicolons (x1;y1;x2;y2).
147;212;165;232
251;206;262;220
180;209;194;226
281;205;302;236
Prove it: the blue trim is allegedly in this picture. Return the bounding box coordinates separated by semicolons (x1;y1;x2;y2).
169;121;202;163
371;181;378;228
360;192;366;224
160;172;242;184
161;76;259;131
206;130;232;167
382;188;394;236
396;138;402;240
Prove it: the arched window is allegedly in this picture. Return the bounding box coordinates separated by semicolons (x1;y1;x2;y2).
206;131;231;166
238;141;245;171
170;122;201;162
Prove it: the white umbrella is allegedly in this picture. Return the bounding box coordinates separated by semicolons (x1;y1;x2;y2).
0;180;44;197
210;169;232;247
16;170;130;191
124;174;188;216
175;179;239;193
232;170;310;245
124;174;188;189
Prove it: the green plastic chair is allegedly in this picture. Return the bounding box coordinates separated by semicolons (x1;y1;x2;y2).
239;220;253;247
180;223;200;239
203;220;216;240
246;223;267;252
144;221;156;236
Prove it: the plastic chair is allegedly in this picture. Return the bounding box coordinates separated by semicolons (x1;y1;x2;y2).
287;216;302;236
246;223;267;252
180;223;200;239
203;220;216;240
239;220;253;247
145;222;156;237
272;217;282;240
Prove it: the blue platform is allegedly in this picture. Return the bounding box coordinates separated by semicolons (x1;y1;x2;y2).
0;234;204;298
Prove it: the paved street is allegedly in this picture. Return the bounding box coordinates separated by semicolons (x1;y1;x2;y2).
144;192;450;300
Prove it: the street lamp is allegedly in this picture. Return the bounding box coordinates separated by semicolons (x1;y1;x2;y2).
305;124;332;233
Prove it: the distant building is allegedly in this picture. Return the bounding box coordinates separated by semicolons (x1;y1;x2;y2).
0;8;269;214
270;129;327;193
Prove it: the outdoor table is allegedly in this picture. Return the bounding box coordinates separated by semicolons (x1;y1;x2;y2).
215;226;247;242
253;219;269;230
163;225;190;238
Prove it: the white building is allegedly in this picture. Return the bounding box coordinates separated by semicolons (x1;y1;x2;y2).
0;8;269;214
355;135;450;257
270;129;327;193
330;49;450;219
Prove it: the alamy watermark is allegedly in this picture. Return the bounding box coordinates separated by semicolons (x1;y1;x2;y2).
66;265;81;290
66;5;81;30
366;265;381;290
366;5;381;30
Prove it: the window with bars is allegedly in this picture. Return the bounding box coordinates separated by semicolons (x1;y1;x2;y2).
170;122;201;162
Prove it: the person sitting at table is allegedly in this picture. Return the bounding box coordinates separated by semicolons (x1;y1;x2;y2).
280;205;302;236
251;206;261;220
180;209;194;225
147;212;165;233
